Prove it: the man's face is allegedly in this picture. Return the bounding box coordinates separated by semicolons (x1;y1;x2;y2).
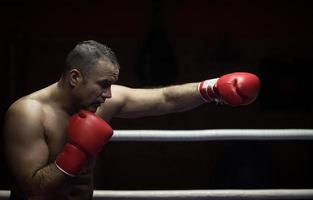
73;59;119;112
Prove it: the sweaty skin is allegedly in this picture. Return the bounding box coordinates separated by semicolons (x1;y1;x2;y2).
4;59;203;199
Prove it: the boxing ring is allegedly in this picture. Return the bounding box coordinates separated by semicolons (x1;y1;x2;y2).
1;129;313;199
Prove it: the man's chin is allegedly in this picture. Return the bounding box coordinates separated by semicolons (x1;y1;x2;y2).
84;104;100;113
85;108;96;113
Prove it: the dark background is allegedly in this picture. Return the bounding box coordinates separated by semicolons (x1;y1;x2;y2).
0;0;312;190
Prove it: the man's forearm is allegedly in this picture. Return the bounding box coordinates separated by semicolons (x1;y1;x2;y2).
162;82;205;113
107;83;206;118
23;163;68;196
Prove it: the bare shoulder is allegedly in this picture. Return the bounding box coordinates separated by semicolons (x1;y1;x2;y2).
110;84;147;99
4;97;45;139
111;84;130;96
96;85;129;121
96;84;163;119
6;97;44;121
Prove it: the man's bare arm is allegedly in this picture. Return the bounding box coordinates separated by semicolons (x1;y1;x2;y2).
4;99;67;196
99;83;204;119
98;73;260;119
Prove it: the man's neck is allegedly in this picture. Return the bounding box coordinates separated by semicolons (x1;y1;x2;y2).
50;80;78;115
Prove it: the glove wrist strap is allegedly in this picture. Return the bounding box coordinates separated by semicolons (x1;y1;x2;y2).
198;78;219;102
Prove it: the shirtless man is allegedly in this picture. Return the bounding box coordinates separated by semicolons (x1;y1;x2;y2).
4;40;260;199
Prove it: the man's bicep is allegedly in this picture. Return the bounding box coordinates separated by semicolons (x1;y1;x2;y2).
4;102;49;185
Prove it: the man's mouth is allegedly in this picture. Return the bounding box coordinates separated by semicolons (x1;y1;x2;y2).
93;103;101;107
93;101;105;107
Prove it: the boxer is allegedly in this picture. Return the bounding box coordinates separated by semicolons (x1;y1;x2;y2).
4;40;260;199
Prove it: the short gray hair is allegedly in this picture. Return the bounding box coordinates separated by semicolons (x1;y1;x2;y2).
63;40;119;76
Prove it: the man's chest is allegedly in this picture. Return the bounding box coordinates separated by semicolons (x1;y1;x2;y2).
42;110;69;161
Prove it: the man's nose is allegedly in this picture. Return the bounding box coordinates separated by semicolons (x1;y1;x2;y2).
102;88;112;99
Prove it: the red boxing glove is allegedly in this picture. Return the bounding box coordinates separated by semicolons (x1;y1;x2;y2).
198;72;260;106
55;110;113;176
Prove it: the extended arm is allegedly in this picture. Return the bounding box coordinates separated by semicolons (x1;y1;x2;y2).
99;72;260;119
99;83;204;119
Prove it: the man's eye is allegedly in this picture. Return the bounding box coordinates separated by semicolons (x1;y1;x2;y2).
100;82;110;88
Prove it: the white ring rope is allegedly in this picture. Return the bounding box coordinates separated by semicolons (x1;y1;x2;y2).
1;130;312;199
93;189;313;199
111;129;313;141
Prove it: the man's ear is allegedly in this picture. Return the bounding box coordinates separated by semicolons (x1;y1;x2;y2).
69;69;82;87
